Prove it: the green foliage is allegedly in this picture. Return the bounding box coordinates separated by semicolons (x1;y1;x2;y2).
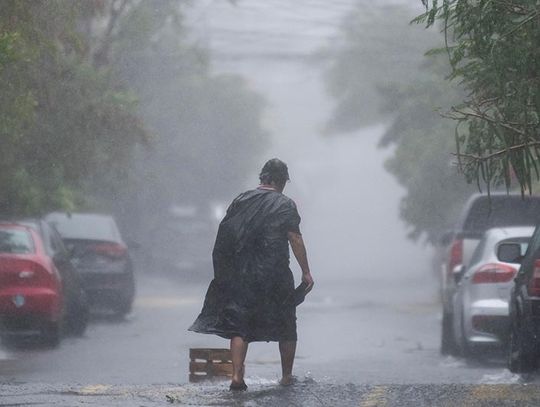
420;0;540;195
380;57;475;242
0;0;267;229
324;5;439;133
0;0;145;217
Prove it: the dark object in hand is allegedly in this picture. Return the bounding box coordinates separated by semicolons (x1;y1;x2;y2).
293;282;309;306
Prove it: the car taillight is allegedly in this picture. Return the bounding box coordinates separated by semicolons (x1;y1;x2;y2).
448;239;463;275
472;263;517;284
91;243;127;258
528;260;540;296
15;262;55;288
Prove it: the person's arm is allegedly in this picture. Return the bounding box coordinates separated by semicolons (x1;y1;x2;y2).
288;231;314;292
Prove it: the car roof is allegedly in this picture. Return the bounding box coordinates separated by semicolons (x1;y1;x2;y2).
45;212;122;242
483;226;537;239
457;193;540;234
0;221;34;231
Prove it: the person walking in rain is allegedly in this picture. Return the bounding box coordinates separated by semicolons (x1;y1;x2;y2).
189;158;314;391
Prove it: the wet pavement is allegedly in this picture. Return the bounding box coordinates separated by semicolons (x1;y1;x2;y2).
2;271;540;405
5;380;540;406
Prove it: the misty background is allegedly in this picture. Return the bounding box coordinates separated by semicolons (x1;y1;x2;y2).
0;0;465;285
183;0;434;284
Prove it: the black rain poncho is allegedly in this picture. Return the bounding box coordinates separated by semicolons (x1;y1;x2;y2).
189;187;301;343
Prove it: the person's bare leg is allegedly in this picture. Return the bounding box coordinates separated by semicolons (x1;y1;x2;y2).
230;336;248;385
279;341;296;385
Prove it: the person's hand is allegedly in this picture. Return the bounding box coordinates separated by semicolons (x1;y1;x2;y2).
302;272;314;293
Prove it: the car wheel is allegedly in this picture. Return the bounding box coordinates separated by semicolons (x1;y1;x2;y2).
66;295;89;336
42;322;61;348
508;316;536;373
441;311;459;356
114;299;133;317
67;307;89;336
458;312;483;360
460;336;483;360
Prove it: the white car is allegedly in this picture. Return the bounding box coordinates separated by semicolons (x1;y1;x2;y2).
452;226;534;357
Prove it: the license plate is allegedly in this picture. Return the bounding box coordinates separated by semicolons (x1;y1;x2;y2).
12;294;25;308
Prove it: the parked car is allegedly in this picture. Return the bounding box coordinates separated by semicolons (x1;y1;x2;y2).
507;223;540;372
452;226;534;358
46;212;135;316
438;193;540;355
0;220;89;346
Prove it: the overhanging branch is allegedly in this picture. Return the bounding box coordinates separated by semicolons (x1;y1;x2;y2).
452;141;540;162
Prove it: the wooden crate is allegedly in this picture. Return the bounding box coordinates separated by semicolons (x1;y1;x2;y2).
189;348;232;382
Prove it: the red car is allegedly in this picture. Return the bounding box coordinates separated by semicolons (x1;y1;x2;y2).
0;221;88;346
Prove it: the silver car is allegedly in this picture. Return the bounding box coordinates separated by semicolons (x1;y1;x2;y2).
452;226;534;357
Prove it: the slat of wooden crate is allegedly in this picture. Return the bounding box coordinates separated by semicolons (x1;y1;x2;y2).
189;361;233;376
189;348;231;362
189;361;209;373
210;363;233;376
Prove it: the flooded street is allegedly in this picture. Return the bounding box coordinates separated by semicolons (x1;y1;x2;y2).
0;271;533;406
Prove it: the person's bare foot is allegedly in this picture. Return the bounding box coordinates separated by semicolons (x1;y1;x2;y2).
229;380;247;391
279;375;296;386
230;365;246;390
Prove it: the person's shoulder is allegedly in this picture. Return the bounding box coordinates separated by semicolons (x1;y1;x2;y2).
278;193;298;209
235;189;258;199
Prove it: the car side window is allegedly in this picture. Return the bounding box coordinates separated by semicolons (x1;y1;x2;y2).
48;225;68;257
38;223;55;257
518;225;540;276
468;236;487;269
528;227;540;257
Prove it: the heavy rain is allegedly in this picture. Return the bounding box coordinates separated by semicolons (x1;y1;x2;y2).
1;1;540;406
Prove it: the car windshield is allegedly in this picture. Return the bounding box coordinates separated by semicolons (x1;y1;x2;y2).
0;227;34;254
48;214;121;242
463;197;540;233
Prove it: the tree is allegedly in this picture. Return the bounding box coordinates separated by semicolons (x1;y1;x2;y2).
66;1;268;274
418;1;540;195
379;56;475;242
0;1;146;216
324;3;475;242
324;4;439;133
0;1;267;230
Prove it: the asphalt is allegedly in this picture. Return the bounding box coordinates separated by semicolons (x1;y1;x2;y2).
2;272;540;406
4;380;540;406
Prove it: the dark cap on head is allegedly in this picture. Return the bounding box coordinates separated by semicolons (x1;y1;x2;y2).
259;158;290;186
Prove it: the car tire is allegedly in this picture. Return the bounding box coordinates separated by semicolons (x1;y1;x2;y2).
458;312;483;360
441;311;459;356
65;293;89;336
42;322;61;348
114;299;133;317
460;337;483;360
508;315;536;373
67;307;89;336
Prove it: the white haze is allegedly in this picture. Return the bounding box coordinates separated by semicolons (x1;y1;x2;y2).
184;0;431;283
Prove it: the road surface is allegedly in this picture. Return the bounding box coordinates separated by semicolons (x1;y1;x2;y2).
2;270;540;406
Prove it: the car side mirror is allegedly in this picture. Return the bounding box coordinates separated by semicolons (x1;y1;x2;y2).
497;243;523;264
453;264;465;284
